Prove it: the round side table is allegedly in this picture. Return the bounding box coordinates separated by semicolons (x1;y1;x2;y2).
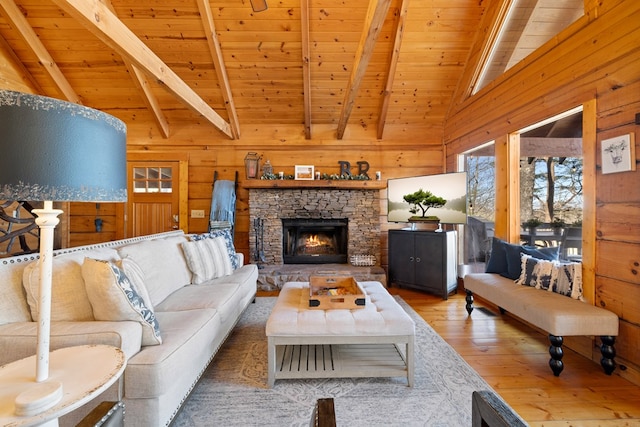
0;345;126;427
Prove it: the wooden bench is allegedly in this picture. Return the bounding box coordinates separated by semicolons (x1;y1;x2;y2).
464;273;618;376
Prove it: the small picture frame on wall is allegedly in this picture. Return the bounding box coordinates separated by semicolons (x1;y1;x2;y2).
294;165;315;180
601;133;635;174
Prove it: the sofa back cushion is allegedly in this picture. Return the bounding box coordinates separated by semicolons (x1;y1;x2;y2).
0;259;34;325
117;235;191;306
22;247;120;322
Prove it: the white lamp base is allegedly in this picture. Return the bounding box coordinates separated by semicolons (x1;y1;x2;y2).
15;381;63;417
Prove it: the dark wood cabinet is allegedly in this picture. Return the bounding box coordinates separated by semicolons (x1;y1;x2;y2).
388;229;458;299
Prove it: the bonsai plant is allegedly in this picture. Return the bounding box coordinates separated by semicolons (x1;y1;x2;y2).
403;189;447;221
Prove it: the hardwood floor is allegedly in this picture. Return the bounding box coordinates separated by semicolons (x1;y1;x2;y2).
387;287;640;426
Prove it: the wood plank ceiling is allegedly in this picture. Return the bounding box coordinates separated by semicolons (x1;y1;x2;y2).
0;0;580;141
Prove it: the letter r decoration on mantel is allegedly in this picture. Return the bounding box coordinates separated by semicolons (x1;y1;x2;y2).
338;160;370;178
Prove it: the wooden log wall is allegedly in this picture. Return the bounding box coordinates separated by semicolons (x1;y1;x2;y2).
120;120;445;271
444;0;640;385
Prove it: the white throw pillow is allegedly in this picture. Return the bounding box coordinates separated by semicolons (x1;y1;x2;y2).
181;236;233;284
190;229;239;270
82;258;162;346
22;255;94;321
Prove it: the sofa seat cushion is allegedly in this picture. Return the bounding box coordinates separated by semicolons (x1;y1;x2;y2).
202;264;258;304
117;235;191;307
155;283;241;324
124;308;221;398
205;263;256;286
0;320;142;366
464;273;618;337
22;247;121;322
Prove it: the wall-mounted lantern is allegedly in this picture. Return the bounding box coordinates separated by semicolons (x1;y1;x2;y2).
244;152;260;179
250;0;268;12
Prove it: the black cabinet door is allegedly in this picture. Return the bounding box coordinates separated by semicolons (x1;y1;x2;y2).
414;232;444;292
388;230;415;284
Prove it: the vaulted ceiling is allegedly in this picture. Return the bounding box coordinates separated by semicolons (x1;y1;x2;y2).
0;0;583;140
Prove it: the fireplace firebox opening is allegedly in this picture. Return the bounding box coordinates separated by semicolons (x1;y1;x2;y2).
282;218;348;264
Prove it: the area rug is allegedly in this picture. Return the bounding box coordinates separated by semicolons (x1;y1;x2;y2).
171;297;495;426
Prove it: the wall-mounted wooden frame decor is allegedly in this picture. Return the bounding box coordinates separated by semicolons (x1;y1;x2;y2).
601;133;635;174
294;165;314;180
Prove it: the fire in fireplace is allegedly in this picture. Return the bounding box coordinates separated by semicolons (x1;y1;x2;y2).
282;218;348;264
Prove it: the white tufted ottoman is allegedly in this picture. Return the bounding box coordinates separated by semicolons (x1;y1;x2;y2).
266;281;415;387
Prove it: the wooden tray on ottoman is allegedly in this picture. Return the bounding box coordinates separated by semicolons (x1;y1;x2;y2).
308;276;365;309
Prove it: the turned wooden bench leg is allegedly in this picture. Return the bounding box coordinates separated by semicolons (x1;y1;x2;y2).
600;335;617;375
548;334;564;376
465;290;474;315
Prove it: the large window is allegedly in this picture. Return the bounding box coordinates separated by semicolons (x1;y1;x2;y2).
473;0;583;94
463;142;496;264
518;109;583;227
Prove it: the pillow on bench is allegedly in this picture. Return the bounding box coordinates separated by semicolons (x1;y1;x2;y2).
515;253;583;300
485;237;559;280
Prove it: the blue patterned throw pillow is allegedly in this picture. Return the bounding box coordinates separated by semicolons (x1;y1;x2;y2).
82;258;162;346
550;262;583;300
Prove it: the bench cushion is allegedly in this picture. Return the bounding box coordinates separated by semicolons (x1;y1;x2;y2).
465;273;618;337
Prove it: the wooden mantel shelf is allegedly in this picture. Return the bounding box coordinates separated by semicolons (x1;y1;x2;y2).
243;179;386;190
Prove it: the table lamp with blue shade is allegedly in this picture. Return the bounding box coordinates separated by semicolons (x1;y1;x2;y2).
0;90;127;418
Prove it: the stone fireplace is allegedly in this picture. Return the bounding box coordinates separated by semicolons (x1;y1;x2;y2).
282;218;348;264
248;187;381;266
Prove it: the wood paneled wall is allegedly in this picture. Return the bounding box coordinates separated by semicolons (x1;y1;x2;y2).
122;121;446;268
444;0;640;385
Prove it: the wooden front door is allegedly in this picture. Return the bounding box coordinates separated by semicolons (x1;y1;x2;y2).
127;161;180;237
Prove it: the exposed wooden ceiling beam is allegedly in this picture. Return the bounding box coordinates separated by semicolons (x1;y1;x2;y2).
336;0;392;140
0;0;81;104
521;137;582;157
104;0;169;139
300;0;312;139
377;0;409;140
0;34;43;93
196;0;241;140
129;66;170;138
50;0;233;139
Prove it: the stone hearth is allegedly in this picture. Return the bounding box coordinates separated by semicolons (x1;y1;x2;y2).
247;185;384;290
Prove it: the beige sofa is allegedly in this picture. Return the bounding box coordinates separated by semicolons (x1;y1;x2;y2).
0;230;258;426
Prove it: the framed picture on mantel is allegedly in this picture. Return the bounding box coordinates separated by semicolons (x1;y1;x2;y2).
295;165;314;180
